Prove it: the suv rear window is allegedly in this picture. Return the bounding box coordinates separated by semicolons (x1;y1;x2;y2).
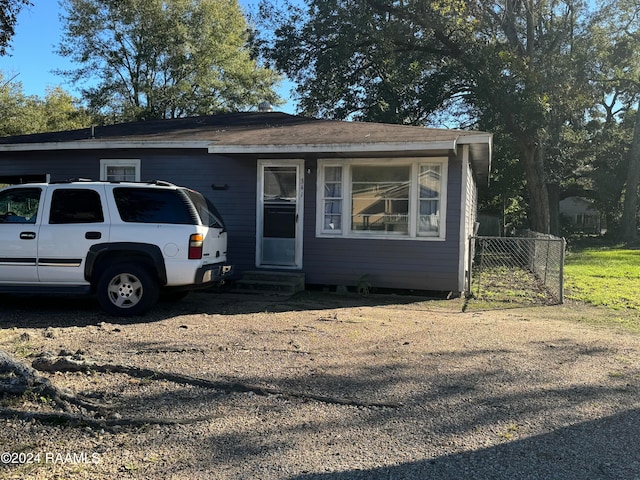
182;188;225;229
114;187;199;224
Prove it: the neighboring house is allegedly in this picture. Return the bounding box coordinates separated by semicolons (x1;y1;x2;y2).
559;196;602;234
0;112;492;293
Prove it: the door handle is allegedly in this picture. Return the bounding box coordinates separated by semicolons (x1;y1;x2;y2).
85;231;102;240
20;232;36;240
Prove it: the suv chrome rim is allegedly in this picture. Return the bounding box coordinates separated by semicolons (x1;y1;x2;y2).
107;273;143;308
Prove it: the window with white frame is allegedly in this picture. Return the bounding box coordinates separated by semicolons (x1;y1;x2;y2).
418;164;442;235
100;159;140;182
322;166;343;232
317;159;447;239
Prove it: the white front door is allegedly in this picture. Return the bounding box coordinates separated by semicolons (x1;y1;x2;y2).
257;160;304;268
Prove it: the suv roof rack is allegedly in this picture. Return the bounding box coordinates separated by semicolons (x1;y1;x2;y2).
50;178;94;184
144;180;176;187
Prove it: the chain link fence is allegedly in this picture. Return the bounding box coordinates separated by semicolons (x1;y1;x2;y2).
467;232;566;305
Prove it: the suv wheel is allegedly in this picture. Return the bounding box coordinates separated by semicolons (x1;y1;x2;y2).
96;262;159;316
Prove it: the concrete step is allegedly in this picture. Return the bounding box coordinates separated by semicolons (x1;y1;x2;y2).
234;271;305;296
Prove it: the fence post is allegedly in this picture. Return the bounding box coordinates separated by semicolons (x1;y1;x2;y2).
543;238;550;285
559;237;566;303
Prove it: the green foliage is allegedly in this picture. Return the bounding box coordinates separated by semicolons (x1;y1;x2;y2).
477;127;527;230
260;0;466;125
581;113;634;235
565;248;640;310
587;0;640;242
0;73;92;136
57;0;282;121
0;0;31;55
261;0;598;234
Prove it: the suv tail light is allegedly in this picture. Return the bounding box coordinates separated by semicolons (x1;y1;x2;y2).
188;233;204;259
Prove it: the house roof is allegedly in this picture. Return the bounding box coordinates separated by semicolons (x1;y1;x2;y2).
0;112;492;180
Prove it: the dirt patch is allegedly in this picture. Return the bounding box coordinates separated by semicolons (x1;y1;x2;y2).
1;291;640;479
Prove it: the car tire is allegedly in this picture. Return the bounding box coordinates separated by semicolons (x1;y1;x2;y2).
96;262;159;316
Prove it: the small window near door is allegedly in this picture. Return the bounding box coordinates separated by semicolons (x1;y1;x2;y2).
100;159;140;182
321;166;343;233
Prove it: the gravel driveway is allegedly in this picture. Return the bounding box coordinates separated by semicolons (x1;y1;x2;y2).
1;291;639;479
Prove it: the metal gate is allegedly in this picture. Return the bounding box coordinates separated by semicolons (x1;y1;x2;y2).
468;233;566;305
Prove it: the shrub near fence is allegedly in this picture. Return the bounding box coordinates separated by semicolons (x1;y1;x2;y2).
468;232;566;305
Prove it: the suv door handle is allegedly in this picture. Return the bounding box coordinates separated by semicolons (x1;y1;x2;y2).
85;231;102;240
20;232;36;240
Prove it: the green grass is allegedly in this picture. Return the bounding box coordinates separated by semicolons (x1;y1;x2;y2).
564;248;640;311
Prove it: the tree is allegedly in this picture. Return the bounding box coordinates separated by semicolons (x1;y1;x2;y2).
40;86;94;132
0;0;31;56
624;109;640;242
0;73;92;135
57;0;282;121
585;113;633;235
261;0;466;125
587;0;640;243
262;0;596;234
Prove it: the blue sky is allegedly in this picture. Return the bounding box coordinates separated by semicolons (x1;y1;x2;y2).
0;1;297;113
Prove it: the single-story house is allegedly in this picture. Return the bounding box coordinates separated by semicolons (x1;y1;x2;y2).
0;112;492;294
559;196;602;234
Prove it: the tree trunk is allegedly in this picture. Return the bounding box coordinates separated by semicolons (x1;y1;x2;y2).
548;183;560;236
520;140;551;234
621;106;640;243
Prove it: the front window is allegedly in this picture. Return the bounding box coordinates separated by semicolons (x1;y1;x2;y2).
351;165;410;234
0;188;41;224
317;159;447;239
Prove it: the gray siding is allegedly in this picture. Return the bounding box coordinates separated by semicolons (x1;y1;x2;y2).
302;156;464;292
0;150;102;180
130;150;259;275
1;149;469;292
0;149;259;275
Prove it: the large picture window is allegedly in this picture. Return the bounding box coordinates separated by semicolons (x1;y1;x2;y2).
351;165;410;234
317;159;447;239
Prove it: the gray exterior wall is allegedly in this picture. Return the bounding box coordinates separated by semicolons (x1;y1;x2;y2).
0;149;260;276
302;156;463;292
1;148;467;292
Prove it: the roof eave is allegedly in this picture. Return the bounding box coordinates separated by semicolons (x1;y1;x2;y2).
0;140;213;152
207;141;458;155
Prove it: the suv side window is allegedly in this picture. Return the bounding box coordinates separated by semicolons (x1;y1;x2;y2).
49;189;105;224
114;188;198;224
0;188;41;224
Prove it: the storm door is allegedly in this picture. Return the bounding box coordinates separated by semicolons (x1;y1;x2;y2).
257;160;304;268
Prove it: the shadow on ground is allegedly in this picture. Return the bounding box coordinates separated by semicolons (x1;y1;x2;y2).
284;408;640;480
0;288;455;328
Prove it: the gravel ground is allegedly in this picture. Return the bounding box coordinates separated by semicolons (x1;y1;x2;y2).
1;290;640;480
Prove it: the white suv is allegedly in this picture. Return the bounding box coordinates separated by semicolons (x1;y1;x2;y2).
0;180;231;316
